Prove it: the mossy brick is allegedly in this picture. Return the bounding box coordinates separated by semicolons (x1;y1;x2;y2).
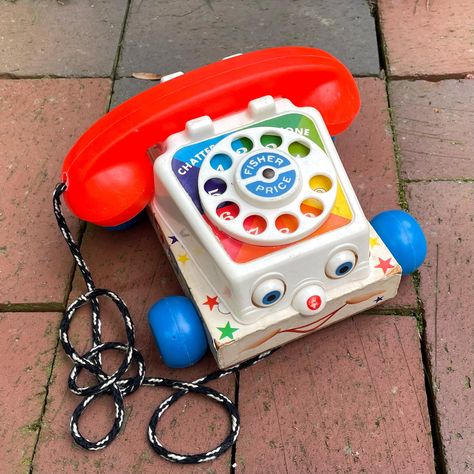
337;78;417;309
0;0;128;77
117;0;379;77
0;312;59;473
389;79;474;180
236;314;435;473
406;182;474;473
0;79;111;305
379;0;474;77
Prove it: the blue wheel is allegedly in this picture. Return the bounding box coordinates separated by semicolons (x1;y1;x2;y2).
104;211;144;231
148;296;208;368
370;210;427;275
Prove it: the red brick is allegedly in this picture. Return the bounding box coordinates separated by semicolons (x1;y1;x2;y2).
0;79;111;306
379;0;474;77
338;79;399;216
0;312;59;473
236;314;434;473
406;182;474;472
337;78;417;309
390;79;474;180
379;276;418;311
33;219;234;473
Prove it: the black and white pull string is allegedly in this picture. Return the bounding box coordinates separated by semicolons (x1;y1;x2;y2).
53;182;275;464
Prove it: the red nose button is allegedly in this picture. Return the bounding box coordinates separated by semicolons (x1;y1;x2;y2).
307;295;322;311
293;284;326;316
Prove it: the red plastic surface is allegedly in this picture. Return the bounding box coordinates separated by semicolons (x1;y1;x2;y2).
62;46;360;226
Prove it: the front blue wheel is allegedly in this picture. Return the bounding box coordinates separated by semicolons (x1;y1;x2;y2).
370;210;427;275
148;296;208;368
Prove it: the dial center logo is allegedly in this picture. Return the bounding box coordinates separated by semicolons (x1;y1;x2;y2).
239;152;297;199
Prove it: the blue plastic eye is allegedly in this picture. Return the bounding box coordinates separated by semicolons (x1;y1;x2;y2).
262;290;282;305
252;279;285;307
326;250;357;279
335;261;353;276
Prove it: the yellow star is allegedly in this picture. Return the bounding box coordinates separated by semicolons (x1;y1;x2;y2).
177;253;190;264
369;236;381;249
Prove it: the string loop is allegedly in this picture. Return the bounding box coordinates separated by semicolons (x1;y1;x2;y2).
53;183;275;463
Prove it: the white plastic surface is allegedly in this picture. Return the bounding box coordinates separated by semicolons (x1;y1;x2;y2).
185;116;215;140
248;95;277;119
198;127;337;245
222;53;243;60
160;71;184;82
152;98;371;324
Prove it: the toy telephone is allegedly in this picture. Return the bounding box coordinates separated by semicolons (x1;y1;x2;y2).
54;46;426;463
151;96;371;324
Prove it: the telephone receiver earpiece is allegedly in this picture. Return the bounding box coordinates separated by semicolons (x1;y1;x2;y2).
61;46;360;227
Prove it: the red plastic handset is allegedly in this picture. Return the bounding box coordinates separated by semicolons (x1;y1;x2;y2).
62;46;360;226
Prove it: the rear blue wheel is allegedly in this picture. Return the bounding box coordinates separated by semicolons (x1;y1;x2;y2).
104;211;144;231
370;210;427;275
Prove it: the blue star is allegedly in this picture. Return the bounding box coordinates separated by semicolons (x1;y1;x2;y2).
168;235;178;245
374;296;384;303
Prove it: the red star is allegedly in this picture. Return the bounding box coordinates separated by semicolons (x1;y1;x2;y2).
375;257;395;274
203;295;218;311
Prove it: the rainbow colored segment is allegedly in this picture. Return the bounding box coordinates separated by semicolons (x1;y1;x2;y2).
203;181;353;263
172;112;353;263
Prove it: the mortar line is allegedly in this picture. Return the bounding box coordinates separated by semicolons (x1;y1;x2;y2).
27;221;89;473
363;307;417;316
27;337;61;474
372;2;447;472
0;72;381;81
3;71;471;82
230;371;240;474
434;244;439;381
388;72;474;82
405;178;474;184
0;303;65;313
27;3;133;471
386;70;448;474
111;0;132;83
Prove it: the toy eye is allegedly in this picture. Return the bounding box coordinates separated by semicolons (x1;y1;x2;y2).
252;279;285;307
325;250;357;279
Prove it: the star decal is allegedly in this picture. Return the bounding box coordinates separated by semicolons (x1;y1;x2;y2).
369;236;381;248
168;235;178;245
217;321;239;340
203;295;218;311
375;257;395;274
177;253;190;264
374;296;384;303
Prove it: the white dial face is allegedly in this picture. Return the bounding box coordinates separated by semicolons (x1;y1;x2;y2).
198;127;338;246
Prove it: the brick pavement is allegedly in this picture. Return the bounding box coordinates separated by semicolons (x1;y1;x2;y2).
1;1;472;472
